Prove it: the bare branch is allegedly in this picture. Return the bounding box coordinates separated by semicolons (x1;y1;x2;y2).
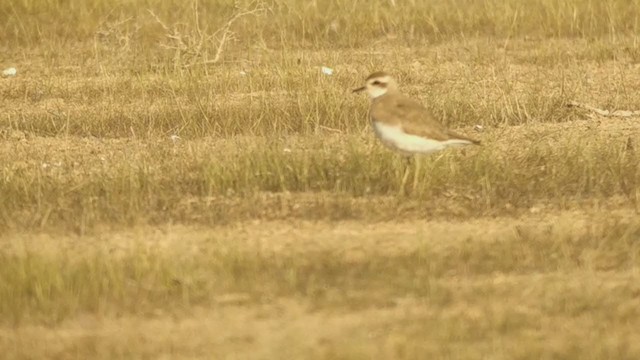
567;101;640;118
149;0;266;68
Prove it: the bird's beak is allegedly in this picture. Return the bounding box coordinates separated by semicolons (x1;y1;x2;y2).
352;86;365;93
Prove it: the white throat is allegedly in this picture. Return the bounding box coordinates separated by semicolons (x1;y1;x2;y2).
367;86;388;99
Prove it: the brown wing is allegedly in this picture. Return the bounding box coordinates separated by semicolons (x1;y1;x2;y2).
371;94;450;141
371;94;480;144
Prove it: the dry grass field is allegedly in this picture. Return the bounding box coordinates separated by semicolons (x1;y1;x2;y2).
2;0;640;358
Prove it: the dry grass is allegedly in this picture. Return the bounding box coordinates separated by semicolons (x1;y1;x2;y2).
2;0;640;358
2;213;640;359
1;118;639;232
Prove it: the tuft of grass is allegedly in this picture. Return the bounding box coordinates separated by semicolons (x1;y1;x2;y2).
4;39;640;139
1;126;638;232
3;0;640;48
1;216;640;358
1;216;639;326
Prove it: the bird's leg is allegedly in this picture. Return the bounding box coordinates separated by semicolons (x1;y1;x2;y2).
399;156;412;196
404;156;412;168
412;156;421;194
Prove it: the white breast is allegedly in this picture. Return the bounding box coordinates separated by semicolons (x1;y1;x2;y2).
372;122;471;154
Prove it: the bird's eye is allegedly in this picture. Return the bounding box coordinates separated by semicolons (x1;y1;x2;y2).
372;80;381;85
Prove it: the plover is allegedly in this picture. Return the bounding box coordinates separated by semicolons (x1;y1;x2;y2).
353;71;480;193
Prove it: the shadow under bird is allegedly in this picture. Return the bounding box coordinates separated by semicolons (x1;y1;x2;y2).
353;71;481;193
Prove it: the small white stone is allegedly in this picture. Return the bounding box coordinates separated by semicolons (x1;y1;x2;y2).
321;66;333;76
2;67;17;77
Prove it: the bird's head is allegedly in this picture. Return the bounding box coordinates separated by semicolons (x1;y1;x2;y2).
352;71;398;99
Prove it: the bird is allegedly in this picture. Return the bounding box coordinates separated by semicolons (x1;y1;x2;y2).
353;71;480;194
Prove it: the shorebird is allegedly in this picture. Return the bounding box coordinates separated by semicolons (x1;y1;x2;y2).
353;71;480;194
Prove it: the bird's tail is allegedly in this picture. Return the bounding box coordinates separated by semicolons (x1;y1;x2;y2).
447;130;481;145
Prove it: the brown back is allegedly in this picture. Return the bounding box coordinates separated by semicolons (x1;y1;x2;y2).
370;92;480;144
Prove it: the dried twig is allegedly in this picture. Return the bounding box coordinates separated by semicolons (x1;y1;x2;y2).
318;125;342;133
148;0;266;68
568;101;640;118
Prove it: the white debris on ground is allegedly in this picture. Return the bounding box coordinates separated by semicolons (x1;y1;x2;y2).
321;66;333;75
2;67;17;77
